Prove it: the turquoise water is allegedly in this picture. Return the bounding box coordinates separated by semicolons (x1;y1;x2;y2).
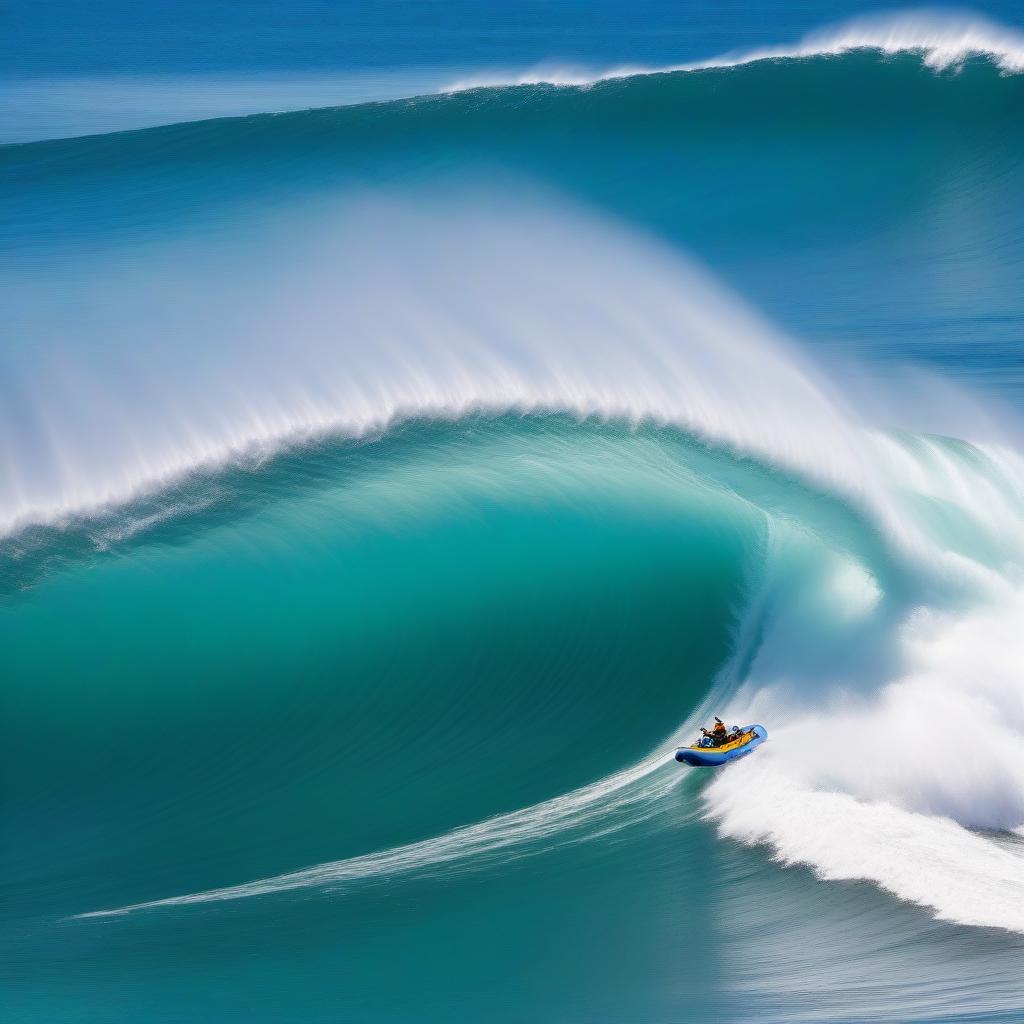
5;12;1024;1023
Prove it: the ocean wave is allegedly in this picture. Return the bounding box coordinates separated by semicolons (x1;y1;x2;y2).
8;10;1024;146
4;194;1021;574
71;466;1024;933
53;330;1024;933
8;82;1024;940
70;449;1024;932
2;196;851;535
446;10;1024;91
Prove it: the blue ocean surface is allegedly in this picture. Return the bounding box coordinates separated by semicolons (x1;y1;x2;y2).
4;3;1024;1022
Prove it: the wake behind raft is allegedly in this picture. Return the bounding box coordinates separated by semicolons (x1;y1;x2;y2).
675;723;768;767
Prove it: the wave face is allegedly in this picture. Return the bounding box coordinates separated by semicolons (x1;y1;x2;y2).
5;25;1024;1024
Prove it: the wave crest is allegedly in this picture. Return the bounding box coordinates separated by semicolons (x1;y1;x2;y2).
447;10;1024;91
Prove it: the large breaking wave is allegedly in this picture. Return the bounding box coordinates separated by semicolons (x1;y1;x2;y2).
10;199;1017;933
5;21;1024;953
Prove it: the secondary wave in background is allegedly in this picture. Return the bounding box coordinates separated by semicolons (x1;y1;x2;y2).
7;8;1024;141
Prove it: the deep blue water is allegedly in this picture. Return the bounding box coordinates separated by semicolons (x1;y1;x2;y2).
5;1;1024;75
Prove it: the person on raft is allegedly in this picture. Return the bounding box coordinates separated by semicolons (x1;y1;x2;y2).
701;717;730;746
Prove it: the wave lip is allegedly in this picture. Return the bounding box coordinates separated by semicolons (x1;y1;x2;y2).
445;10;1024;91
727;9;1024;74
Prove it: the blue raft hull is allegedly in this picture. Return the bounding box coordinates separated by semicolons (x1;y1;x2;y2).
675;724;767;767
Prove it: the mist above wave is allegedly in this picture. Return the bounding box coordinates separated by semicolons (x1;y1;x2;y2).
6;190;1021;570
1;194;850;534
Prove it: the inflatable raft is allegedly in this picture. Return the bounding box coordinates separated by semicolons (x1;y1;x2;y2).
675;724;767;767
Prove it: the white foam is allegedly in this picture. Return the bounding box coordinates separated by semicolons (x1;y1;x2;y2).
709;759;1024;934
705;587;1024;934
